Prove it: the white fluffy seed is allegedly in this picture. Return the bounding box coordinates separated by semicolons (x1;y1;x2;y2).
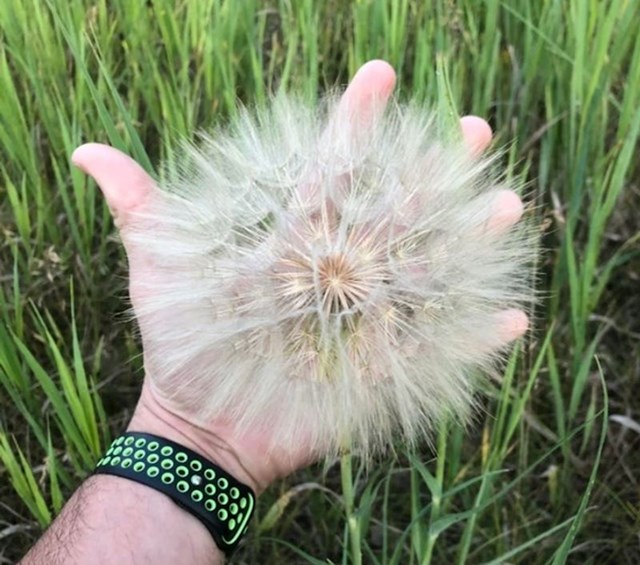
128;92;535;459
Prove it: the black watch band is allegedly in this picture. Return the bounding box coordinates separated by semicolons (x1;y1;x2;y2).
94;431;256;554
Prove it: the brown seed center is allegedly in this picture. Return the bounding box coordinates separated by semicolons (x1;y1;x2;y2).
318;253;368;312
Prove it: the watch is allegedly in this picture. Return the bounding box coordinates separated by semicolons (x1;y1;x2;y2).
94;431;256;554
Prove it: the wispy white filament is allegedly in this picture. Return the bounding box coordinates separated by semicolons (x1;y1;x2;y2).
128;93;534;458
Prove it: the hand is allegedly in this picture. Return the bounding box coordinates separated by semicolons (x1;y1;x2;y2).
71;60;527;495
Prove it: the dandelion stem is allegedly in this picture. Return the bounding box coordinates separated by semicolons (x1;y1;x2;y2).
422;423;448;565
340;450;362;565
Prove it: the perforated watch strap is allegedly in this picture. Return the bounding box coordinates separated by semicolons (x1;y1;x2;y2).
94;432;255;554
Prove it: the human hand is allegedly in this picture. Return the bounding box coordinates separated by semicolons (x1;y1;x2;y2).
71;60;528;495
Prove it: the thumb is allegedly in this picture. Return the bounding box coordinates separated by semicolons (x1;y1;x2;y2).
71;143;155;230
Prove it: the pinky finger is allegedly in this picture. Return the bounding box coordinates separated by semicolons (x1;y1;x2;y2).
495;309;529;342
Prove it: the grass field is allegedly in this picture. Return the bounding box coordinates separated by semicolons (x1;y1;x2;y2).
1;0;639;563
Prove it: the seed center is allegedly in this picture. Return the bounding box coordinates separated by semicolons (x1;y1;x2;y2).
318;253;367;312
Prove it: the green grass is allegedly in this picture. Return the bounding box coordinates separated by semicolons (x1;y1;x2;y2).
1;0;638;563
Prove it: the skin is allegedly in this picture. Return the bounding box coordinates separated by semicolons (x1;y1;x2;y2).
21;60;528;564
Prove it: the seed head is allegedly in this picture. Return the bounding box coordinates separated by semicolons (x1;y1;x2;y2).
129;93;535;458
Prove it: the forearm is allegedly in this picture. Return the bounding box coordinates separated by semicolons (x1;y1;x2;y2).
21;384;264;565
21;473;223;565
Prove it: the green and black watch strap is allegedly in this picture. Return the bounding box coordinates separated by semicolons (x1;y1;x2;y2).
94;431;255;555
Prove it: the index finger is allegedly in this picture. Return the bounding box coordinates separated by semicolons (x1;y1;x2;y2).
460;115;493;156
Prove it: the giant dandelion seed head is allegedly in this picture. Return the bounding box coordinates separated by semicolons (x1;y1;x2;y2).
128;92;535;459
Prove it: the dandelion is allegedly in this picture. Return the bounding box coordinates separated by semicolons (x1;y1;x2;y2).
127;92;534;459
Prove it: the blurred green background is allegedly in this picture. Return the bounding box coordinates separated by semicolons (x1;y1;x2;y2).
0;1;638;563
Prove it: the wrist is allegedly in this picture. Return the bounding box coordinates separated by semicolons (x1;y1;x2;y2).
129;381;265;495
